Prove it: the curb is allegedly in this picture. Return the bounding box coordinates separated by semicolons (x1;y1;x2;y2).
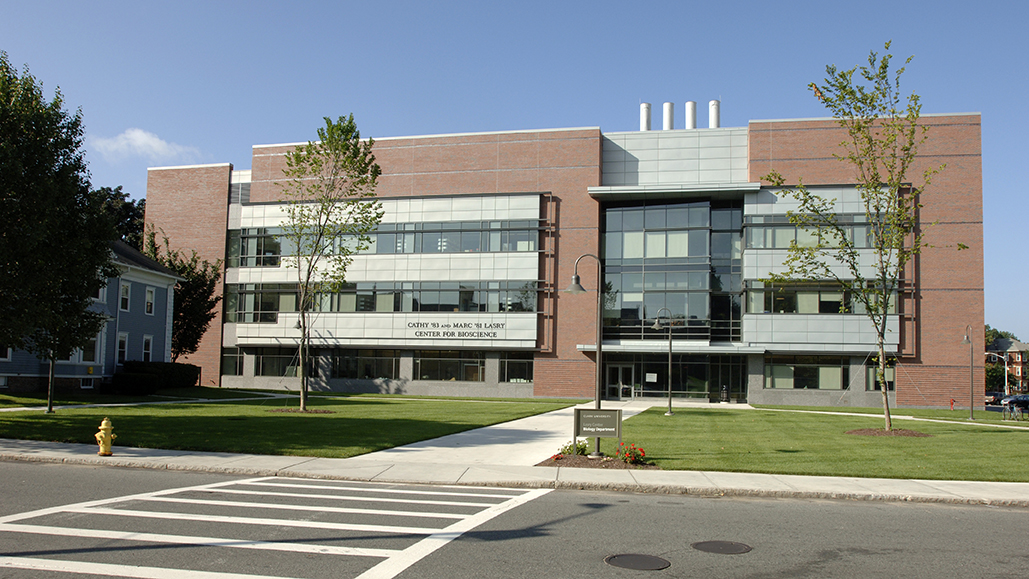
4;452;1026;509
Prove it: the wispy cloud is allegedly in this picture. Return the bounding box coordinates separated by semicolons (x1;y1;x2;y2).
90;128;200;163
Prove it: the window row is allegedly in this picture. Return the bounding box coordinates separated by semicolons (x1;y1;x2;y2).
747;283;897;315
222;348;533;383
224;282;538;323
745;224;874;250
227;221;541;268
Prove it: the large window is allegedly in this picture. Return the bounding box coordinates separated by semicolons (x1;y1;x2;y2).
117;333;128;364
145;287;155;315
764;356;850;390
500;352;533;383
142;335;153;363
331;350;400;379
81;335;99;364
866;364;896;391
414;350;485;382
256;348;298;377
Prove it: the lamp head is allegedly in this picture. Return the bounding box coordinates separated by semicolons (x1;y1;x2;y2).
651;320;663;331
565;274;586;294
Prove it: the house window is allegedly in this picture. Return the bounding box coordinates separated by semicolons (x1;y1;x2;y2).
142;335;153;363
80;378;95;389
0;376;7;389
81;335;99;364
117;333;128;364
0;344;10;361
120;282;131;311
145;287;155;315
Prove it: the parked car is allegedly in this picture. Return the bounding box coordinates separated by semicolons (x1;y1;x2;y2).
1000;394;1029;410
985;392;1006;405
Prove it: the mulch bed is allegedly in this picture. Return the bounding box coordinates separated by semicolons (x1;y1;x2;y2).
535;454;660;470
267;408;335;414
846;428;931;437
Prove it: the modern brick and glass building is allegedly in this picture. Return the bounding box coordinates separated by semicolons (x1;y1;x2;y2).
145;102;984;408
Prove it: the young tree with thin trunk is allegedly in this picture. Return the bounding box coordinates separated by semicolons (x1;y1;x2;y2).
280;115;382;411
762;42;959;431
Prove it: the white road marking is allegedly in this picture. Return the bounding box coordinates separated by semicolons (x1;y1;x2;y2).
146;495;468;519
0;523;400;557
0;476;551;579
0;556;298;579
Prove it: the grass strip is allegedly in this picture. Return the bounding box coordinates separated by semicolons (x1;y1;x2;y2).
594;407;1029;482
0;396;575;458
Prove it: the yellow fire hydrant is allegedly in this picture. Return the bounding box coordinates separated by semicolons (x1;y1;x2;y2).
95;417;116;456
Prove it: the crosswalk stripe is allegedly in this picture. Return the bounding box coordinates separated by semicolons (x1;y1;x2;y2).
0;556;299;579
146;495;467;519
245;480;519;499
198;487;494;508
0;523;400;558
71;506;444;535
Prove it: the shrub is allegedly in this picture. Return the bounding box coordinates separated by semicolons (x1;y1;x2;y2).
107;372;162;396
558;438;589;456
122;361;200;389
616;442;647;465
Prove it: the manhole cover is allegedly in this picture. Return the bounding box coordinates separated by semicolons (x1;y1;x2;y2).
692;540;752;555
604;554;671;570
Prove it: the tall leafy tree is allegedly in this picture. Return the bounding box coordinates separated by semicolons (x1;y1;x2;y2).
761;42;957;431
279;115;383;411
100;185;146;249
143;228;222;361
0;51;117;411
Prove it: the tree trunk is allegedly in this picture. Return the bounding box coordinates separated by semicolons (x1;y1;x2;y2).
46;356;56;414
299;311;308;412
878;336;892;431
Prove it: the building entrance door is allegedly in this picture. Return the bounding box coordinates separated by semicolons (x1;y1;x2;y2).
607;365;635;399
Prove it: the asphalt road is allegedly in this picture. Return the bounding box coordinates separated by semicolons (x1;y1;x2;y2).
2;462;1027;578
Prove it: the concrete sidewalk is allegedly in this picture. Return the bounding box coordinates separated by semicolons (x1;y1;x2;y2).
2;400;1028;508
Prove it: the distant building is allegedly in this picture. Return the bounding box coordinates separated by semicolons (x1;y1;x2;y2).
986;338;1029;392
145;102;984;408
0;241;179;392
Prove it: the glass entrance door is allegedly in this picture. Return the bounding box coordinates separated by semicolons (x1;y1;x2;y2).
607;365;635;399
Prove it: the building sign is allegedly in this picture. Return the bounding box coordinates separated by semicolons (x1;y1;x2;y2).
574;408;622;438
406;320;508;340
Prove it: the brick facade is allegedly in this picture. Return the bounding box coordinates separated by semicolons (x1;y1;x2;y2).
749;115;984;407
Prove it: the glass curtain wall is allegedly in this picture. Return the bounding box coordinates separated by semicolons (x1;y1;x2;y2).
601;200;742;342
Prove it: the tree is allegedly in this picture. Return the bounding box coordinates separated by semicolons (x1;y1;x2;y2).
143;228;222;361
279;115;383;411
0;51;117;411
100;185;146;249
985;324;1019;349
985;362;1017;392
761;42;953;431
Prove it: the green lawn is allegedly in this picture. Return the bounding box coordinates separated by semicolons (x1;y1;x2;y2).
594;407;1029;482
0;387;274;408
0;395;576;458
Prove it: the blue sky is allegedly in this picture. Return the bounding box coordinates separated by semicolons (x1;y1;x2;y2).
3;0;1025;340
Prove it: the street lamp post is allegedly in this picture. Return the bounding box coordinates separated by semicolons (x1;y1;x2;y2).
565;253;604;457
962;325;974;420
651;307;674;416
